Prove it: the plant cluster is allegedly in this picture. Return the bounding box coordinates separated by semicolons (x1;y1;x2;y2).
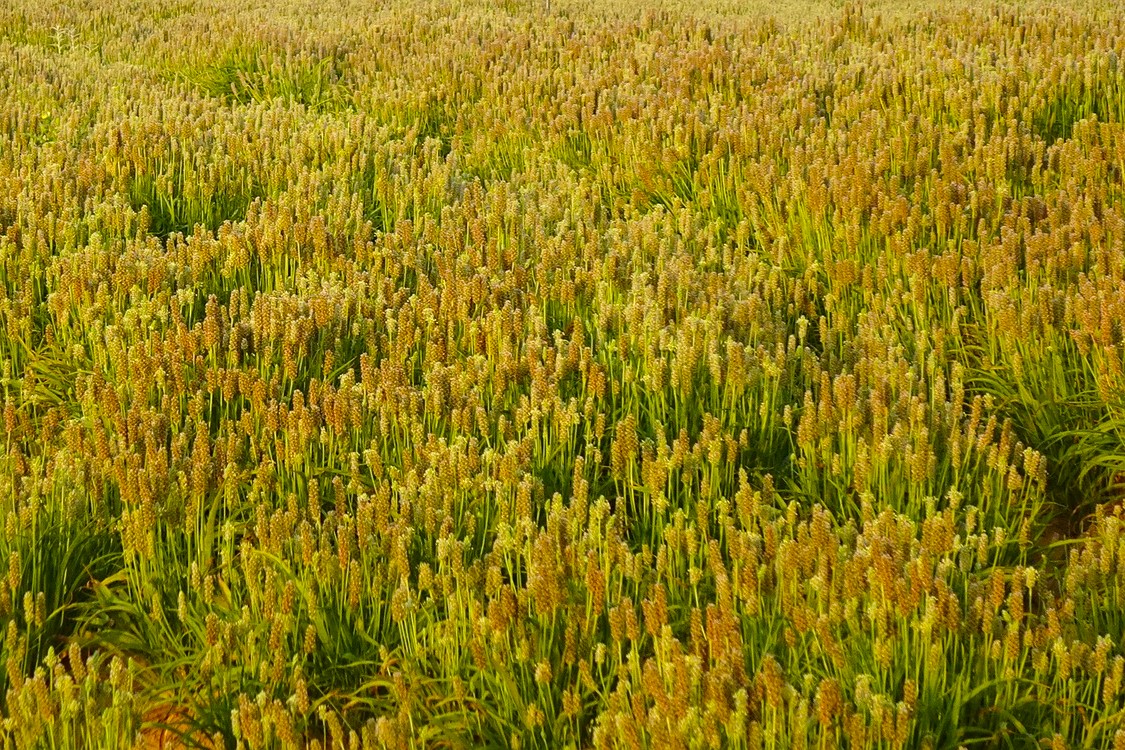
1;0;1124;747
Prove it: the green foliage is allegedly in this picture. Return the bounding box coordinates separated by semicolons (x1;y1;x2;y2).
183;46;352;111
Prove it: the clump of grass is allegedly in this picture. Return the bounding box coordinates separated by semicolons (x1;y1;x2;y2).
1031;71;1125;144
183;45;352;111
127;173;258;239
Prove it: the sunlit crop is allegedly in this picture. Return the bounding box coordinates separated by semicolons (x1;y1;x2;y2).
1;0;1125;747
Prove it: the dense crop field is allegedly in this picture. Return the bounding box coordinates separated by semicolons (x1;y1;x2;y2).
1;0;1125;747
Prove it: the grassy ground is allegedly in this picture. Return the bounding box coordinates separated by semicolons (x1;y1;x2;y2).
1;0;1125;748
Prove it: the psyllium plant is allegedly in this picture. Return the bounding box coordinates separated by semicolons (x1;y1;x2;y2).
1;0;1125;747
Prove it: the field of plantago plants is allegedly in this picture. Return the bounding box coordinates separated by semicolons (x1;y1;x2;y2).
1;0;1125;746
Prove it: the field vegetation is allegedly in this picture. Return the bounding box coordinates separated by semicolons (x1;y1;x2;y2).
1;0;1125;747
